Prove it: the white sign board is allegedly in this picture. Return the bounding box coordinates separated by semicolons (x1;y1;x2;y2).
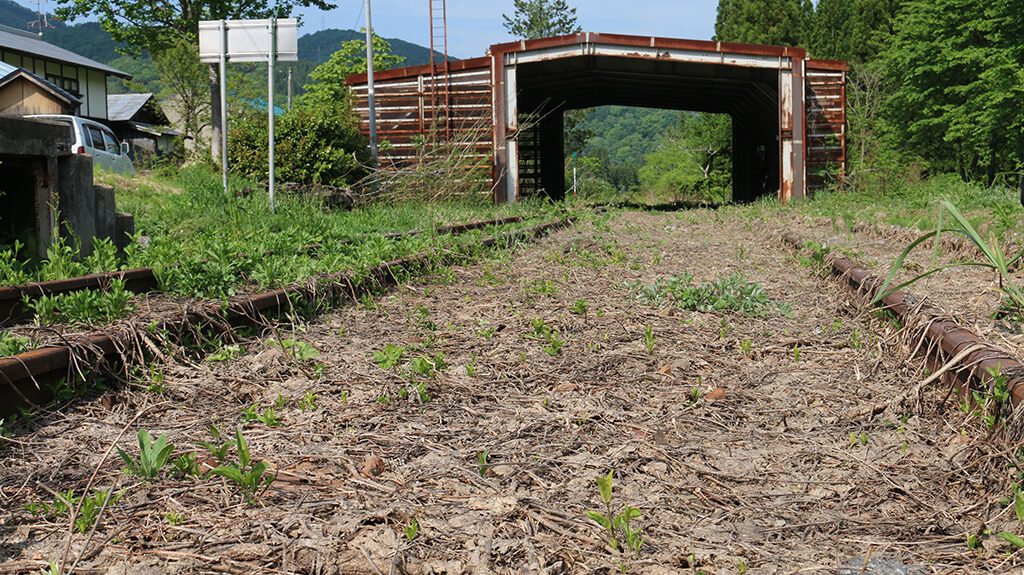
198;18;298;63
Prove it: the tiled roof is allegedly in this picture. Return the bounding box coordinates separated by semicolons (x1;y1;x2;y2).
0;24;129;78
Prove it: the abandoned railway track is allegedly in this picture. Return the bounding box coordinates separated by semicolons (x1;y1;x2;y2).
0;215;529;328
0;217;571;417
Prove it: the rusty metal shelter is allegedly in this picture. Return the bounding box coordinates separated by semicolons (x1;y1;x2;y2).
347;32;846;203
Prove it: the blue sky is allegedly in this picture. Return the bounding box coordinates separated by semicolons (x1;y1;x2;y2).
293;0;720;59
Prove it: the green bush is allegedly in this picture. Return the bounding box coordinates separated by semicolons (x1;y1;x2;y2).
228;97;367;188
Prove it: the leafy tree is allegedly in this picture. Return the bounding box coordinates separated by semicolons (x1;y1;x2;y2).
300;32;405;108
881;0;1023;184
55;0;336;162
156;38;210;150
807;0;905;63
639;113;733;203
502;0;581;40
714;0;805;45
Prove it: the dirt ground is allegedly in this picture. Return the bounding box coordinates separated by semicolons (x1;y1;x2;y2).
2;209;1023;574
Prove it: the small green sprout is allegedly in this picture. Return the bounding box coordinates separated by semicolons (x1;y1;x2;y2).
118;430;174;480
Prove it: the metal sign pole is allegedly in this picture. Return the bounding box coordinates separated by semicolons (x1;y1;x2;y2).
220;20;229;198
365;0;378;164
268;17;277;213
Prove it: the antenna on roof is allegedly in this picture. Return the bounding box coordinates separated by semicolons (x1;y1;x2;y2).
27;0;55;38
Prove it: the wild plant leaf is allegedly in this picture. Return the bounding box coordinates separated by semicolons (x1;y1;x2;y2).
999;531;1024;548
236;430;250;468
1014;487;1024;524
210;465;245;485
596;470;613;505
585;510;611;530
613;506;642;529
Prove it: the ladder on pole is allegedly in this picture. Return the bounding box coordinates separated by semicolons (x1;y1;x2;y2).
428;0;451;143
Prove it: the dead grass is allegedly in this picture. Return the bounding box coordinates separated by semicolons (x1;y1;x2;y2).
1;209;1022;574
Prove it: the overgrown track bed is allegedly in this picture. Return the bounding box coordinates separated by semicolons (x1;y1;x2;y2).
0;219;570;416
0;215;531;330
785;215;1024;359
1;209;1021;573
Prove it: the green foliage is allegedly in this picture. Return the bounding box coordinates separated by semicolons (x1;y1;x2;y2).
26;488;120;533
208;344;245;362
714;0;806;45
227;99;366;188
242;405;282;427
301;32;404;108
0;331;30;357
374;344;407;370
638;113;732;204
806;0;904;64
570;299;589;315
631;273;775;316
570;107;682;194
502;0;581;39
642;324;655;355
269;338;320;362
585;470;644;558
881;0;1024;184
404;518;419;541
26;279;134;326
118;429;175;479
209;430;276;503
529;318;565;356
873;200;1024;318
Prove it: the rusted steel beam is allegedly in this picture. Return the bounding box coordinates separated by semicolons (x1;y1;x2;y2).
0;218;573;416
783;232;1024;405
0;268;158;326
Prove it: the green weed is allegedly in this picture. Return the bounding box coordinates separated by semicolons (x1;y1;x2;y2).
642;324;655;354
209;430;276;503
404;518;419;541
208;344;244;362
585;470;643;558
26;488;120;534
530;318;565;356
299;390;319;412
118;430;175;480
0;331;30;357
630;273;775;316
374;344;406;369
242;405;282;427
570;299;590;315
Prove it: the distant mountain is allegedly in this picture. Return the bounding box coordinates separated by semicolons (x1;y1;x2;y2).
0;0;61;34
0;0;446;71
299;29;453;68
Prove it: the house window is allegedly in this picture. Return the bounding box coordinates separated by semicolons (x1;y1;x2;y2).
45;74;80;97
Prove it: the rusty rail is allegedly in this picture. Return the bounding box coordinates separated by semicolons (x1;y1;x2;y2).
0;218;572;416
0;215;529;327
783;232;1024;405
0;268;158;326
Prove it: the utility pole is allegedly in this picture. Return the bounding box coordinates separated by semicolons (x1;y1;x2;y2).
364;0;378;165
287;66;293;111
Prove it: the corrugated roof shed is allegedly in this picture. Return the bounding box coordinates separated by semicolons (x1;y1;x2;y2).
107;93;152;121
0;24;130;78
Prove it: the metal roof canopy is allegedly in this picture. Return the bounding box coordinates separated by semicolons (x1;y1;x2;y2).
347;32;848;204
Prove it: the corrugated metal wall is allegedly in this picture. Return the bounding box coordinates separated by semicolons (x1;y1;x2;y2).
348;63;492;177
805;63;847;192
